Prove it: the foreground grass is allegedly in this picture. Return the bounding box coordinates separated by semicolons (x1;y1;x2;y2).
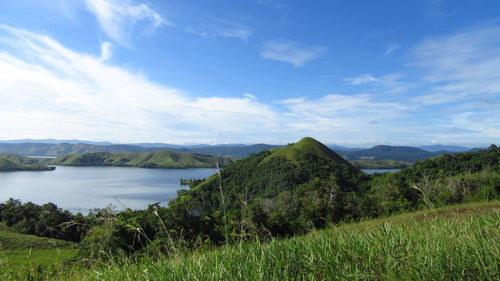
37;201;497;281
0;223;77;278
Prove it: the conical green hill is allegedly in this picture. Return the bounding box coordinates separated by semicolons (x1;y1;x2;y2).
263;137;353;167
175;137;364;215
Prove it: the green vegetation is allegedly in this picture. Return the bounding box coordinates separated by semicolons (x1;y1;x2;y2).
49;150;232;168
170;137;366;238
3;202;498;280
351;159;412;169
0;158;55;171
0;141;460;162
0;153;41;164
0;138;499;280
0;222;77;278
0;199;88;242
0;223;73;250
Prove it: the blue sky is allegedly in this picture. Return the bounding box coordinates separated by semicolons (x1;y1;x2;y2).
0;0;499;146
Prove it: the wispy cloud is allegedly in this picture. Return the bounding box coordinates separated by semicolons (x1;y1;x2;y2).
261;40;327;67
84;0;170;47
185;21;252;41
411;24;500;104
414;25;500;91
99;41;112;61
384;43;399;56
343;73;411;94
343;74;379;85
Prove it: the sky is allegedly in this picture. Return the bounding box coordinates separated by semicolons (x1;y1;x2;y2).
0;0;499;147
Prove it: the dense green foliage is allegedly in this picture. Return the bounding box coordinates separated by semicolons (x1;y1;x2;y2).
365;144;500;216
49;150;232;168
0;199;88;242
4;202;498;281
170;138;368;237
3;138;496;256
0;157;55;171
0;222;74;250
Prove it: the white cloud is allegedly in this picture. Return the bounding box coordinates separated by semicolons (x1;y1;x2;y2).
384;43;399;56
185;21;252;41
0;26;279;143
0;24;498;146
260;40;327;67
99;41;112;61
343;74;379;85
276;94;410;142
243;93;257;100
412;25;500;100
84;0;170;46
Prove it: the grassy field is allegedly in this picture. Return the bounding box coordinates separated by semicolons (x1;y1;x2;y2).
0;223;78;279
22;201;496;281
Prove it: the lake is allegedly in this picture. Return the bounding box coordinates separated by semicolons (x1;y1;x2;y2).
0;166;399;213
0;166;216;214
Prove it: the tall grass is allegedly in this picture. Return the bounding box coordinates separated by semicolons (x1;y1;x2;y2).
39;202;499;281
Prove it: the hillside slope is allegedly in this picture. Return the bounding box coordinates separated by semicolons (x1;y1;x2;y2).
171;137;368;234
49;151;233;168
44;202;499;281
0;153;40;164
0;158;54;171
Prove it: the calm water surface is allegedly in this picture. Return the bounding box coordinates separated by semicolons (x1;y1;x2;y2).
0;166;399;213
0;166;216;213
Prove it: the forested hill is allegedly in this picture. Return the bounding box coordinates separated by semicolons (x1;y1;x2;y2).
170;137;369;234
48;151;233;168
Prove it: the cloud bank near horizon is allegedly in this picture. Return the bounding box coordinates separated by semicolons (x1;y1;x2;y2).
0;24;499;146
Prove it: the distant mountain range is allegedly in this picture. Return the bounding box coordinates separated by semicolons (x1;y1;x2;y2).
0;139;488;162
48;151;232;169
416;144;470;152
337;145;445;162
